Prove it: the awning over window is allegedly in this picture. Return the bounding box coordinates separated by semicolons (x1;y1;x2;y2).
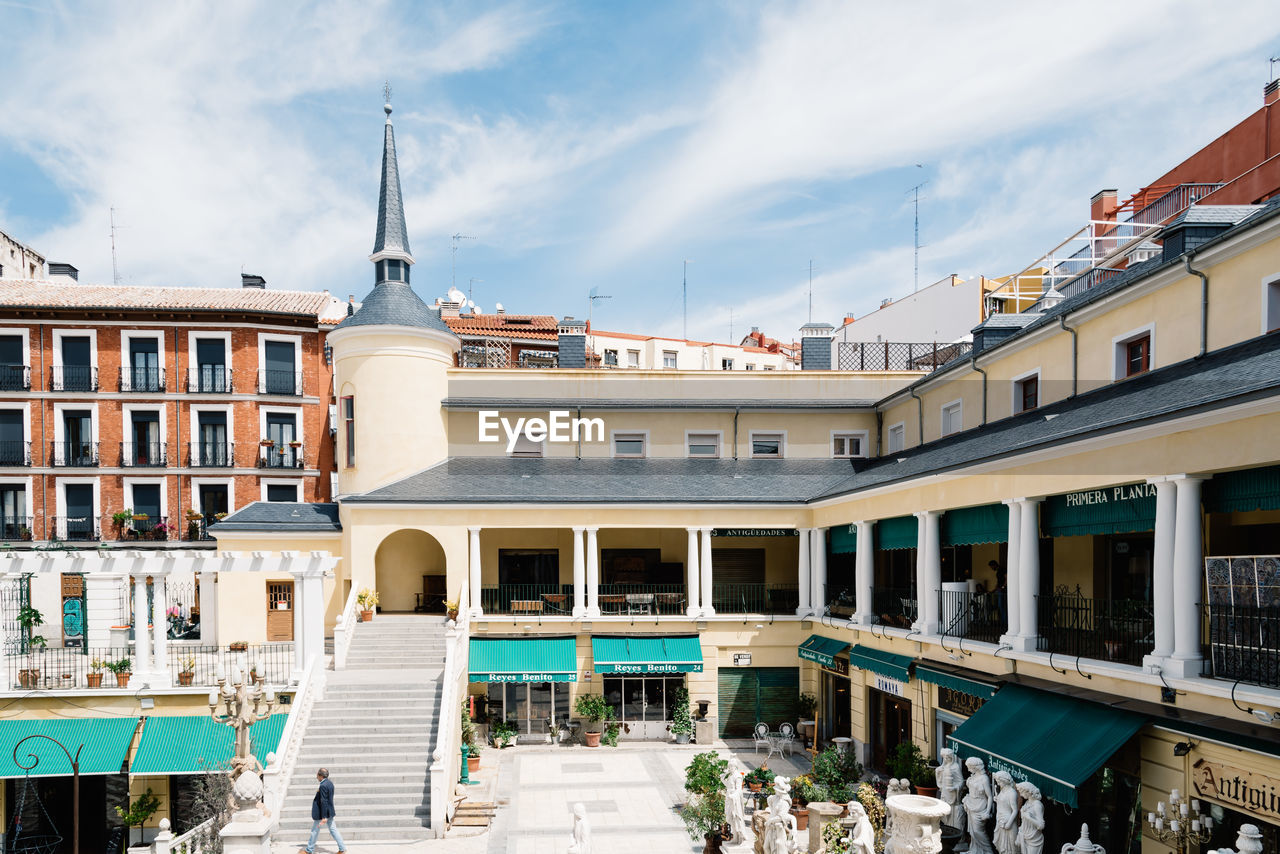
131;714;286;776
591;635;703;674
947;684;1145;807
0;718;138;778
830;525;858;554
942;504;1009;546
876;515;918;551
847;644;914;682
469;637;578;682
1041;482;1157;538
1204;465;1280;513
798;634;851;667
914;662;1000;699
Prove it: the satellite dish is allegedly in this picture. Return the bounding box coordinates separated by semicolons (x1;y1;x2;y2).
467;300;475;308
495;302;504;312
473;306;483;315
447;287;466;304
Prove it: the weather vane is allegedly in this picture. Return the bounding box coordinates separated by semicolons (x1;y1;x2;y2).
383;80;392;105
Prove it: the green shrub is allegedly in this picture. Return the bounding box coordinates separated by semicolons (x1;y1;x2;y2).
574;693;611;725
669;686;693;735
684;751;728;796
490;718;518;747
887;741;932;787
744;764;776;787
812;745;863;791
680;791;725;841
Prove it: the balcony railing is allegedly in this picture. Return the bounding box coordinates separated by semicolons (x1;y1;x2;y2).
481;584;572;615
836;341;973;372
258;370;302;396
0;440;31;466
5;643;293;691
0;365;31;391
50;365;98;392
709;583;798;615
120;441;167;467
1128;182;1225;225
938;590;1005;643
182;516;220;541
1036;594;1153;666
47;515;100;542
50;441;99;467
188;442;235;467
103;515;171;542
118;366;166;393
824;585;857;618
0;516;33;541
479;582;801;616
872;588;917;627
601;583;689;615
186;367;233;393
1203;604;1280;690
257;443;304;469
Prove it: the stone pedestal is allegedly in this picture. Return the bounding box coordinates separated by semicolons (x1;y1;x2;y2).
885;794;951;854
219;812;273;854
806;801;843;853
695;717;716;745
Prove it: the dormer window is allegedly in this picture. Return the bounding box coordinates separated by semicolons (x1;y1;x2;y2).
377;259;409;284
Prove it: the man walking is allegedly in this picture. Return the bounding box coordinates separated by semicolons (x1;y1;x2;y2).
304;768;346;854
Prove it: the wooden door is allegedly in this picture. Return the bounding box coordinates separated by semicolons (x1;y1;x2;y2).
266;581;293;641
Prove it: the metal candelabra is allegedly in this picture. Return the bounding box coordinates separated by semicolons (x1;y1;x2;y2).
1145;789;1212;852
208;653;275;781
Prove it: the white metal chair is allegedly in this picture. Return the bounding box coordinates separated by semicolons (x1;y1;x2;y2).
778;722;796;756
753;722;771;754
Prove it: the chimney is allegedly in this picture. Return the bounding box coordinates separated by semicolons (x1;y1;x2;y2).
48;263;78;281
241;273;266;289
799;321;834;370
1090;189;1119;223
557;317;587;368
1267;79;1280;106
347;294;355;317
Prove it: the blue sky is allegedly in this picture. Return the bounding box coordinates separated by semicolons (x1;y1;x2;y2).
1;1;1277;342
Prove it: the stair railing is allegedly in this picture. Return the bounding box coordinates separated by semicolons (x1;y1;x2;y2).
332;585;360;671
263;651;326;821
429;589;470;837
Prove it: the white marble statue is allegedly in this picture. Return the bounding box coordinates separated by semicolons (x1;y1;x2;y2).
962;757;995;854
763;791;798;854
991;771;1019;854
724;758;750;845
845;800;877;854
886;777;912;799
935;748;964;831
1014;783;1043;854
1234;823;1264;854
568;802;591;854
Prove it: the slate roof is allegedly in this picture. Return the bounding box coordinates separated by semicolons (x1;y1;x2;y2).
211;502;341;532
0;281;334;317
372;109;411;258
440;397;880;410
333;282;455;334
1163;204;1262;227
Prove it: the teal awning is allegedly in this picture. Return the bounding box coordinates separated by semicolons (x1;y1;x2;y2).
591;635;703;674
469;637;578;682
0;718;138;778
131;714;286;775
1041;483;1156;537
798;634;850;667
847;644;914;682
1204;465;1280;513
914;663;999;699
876;515;918;551
831;525;858;554
948;684;1145;807
942;504;1009;546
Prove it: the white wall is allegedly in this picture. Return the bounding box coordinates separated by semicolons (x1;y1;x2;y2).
831;276;984;347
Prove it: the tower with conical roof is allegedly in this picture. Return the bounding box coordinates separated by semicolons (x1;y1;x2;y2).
329;92;459;496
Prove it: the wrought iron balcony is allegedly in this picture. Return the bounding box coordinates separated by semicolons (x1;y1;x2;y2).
0;440;31;466
182;515;220;541
120;441;167;467
257;369;302;396
708;583;798;615
0;516;33;541
938;589;1006;644
118;366;166;393
186;367;233;393
47;515;100;542
50;440;99;467
1036;594;1154;666
188;442;235;468
4;643;293;691
872;588;917;628
104;514;171;542
257;442;304;469
1203;604;1280;690
50;365;98;392
0;365;31;391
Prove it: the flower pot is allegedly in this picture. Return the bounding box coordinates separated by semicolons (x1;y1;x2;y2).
674;732;690;744
229;642;248;652
86;673;103;688
178;672;194;686
701;832;724;854
447;609;459;621
467;754;481;773
791;807;809;831
584;730;602;748
748;782;762;793
18;669;39;689
914;784;939;798
115;672;131;688
360;609;375;622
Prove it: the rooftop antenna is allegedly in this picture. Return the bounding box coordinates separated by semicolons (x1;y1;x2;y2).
468;277;483;305
451;233;476;291
109;207;121;285
808;259;814;323
908;165;927;292
1271;55;1280;83
729;307;734;343
588;286;611;330
682;259;693;339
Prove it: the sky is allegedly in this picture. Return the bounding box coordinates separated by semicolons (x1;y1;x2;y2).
1;1;1278;344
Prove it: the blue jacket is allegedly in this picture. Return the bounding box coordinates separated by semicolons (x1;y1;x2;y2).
312;778;335;820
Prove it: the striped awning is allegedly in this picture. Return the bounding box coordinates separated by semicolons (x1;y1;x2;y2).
591;635;703;674
0;717;139;778
798;634;850;668
914;662;1000;699
469;637;578;682
847;644;914;682
131;714;287;775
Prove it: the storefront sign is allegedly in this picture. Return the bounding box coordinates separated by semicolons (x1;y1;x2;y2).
938;686;986;717
471;671;577;683
593;662;703;674
712;528;798;537
1063;482;1156;506
873;675;905;697
822;658;849;677
733;653;752;666
1192;757;1280;823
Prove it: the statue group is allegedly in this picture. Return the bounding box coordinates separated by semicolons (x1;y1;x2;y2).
933;750;1044;854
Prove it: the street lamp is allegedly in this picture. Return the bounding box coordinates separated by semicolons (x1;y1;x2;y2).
13;733;84;854
208;655;275;782
1146;789;1212;852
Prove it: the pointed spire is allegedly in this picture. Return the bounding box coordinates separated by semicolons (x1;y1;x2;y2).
371;82;412;264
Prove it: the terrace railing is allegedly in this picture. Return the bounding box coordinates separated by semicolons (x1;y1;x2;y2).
872;588;917;627
709;582;799;615
5;643;293;691
836;341;972;372
1036;594;1154;666
1203;604;1280;689
938;589;1005;643
480;584;571;616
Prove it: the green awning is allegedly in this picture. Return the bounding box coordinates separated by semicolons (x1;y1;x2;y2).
847;644;914;682
914;663;999;699
1204;465;1280;513
798;634;851;667
0;718;138;778
1041;483;1156;537
469;637;578;682
876;515;918;551
591;635;703;674
948;684;1145;807
831;525;858;554
131;714;286;775
942;504;1009;546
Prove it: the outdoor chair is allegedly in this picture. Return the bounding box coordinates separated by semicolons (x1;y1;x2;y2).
778;722;796;756
753;722;771;754
625;593;654;615
600;594;627;614
511;599;543;616
655;592;685;614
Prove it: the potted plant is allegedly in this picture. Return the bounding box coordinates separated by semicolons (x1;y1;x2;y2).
115;788;160;847
461;700;481;772
357;588;379;621
812;744;863;805
797;691;818;746
152;520;170;541
444;599;459;621
681;751;728;854
744;764;775;793
186;509;203;539
17;605;46;689
490;718;517;748
106;657;132;688
86;657;105;688
259;438;275;447
111;508;133;532
602;710;621;747
789;774;825;831
288;440;302;448
574;693;611;747
178;655;196;686
229;640;248;652
669;686;693;744
887;741;935;796
18;526;31;541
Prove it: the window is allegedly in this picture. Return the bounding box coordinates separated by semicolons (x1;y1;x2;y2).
264;412;299;468
0;333;27;391
266;483;300;502
1125;336;1150;376
342;396;355;467
832;432;865;459
0;410;24;465
627;350;640;368
60;409;95;466
1266;276;1280;334
1112;326;1154;380
197;412;229;466
262;339;299;394
687;432;720;458
940;400;963;436
509;435;543;458
193;336;229;392
745;363;756;370
612;432;646;458
662;351;677;369
128;411;162;466
1016;376;1039;413
750;432;783;458
604;349;618;367
0;486;26;538
721;358;734;370
124;334;162;392
887;423;905;453
57;334;94;392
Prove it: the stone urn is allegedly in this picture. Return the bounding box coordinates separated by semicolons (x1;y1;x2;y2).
885;794;952;854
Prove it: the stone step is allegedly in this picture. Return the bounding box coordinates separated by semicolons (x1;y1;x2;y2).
275;822;431;841
284;771;429;785
279;803;430;820
309;708;437;720
283;786;428;804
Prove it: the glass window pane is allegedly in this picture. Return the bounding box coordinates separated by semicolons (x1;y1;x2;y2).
530;682;552;734
486;683;505;724
665;678;684;721
603;677;623;721
554;682;570;725
644;678;665;722
624;679;644;722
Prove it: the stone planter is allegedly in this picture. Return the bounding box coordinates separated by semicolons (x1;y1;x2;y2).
885;794;951;854
939;823;963;853
584;730;602;747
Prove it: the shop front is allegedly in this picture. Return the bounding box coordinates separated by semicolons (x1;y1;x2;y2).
1186;740;1280;850
469;636;578;737
847;645;915;771
592;635;702;740
798;634;852;747
913;661;998;750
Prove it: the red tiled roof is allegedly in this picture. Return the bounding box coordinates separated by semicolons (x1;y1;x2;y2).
444;314;560;341
0;280;335;317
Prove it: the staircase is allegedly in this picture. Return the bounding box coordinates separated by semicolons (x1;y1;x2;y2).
276;615;449;843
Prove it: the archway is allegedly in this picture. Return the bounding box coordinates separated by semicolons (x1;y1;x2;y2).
374;529;447;613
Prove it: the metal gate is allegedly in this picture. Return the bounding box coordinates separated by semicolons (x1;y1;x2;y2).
0;573;31;654
61;573;87;651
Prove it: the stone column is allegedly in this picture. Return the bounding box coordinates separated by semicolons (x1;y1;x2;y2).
133;573;152;681
700;527;715;616
151;571;170;687
585;528;600;617
807;801;844;854
811;528;828;614
1145;478;1177;668
1001;500;1022;644
1167;475;1206;678
1013;497;1042;652
685;528;701;617
854;521;875;624
198;571;217;645
572;527;587;618
299;570;325;678
796;528;812;616
468;526;483;618
918;510;941;635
